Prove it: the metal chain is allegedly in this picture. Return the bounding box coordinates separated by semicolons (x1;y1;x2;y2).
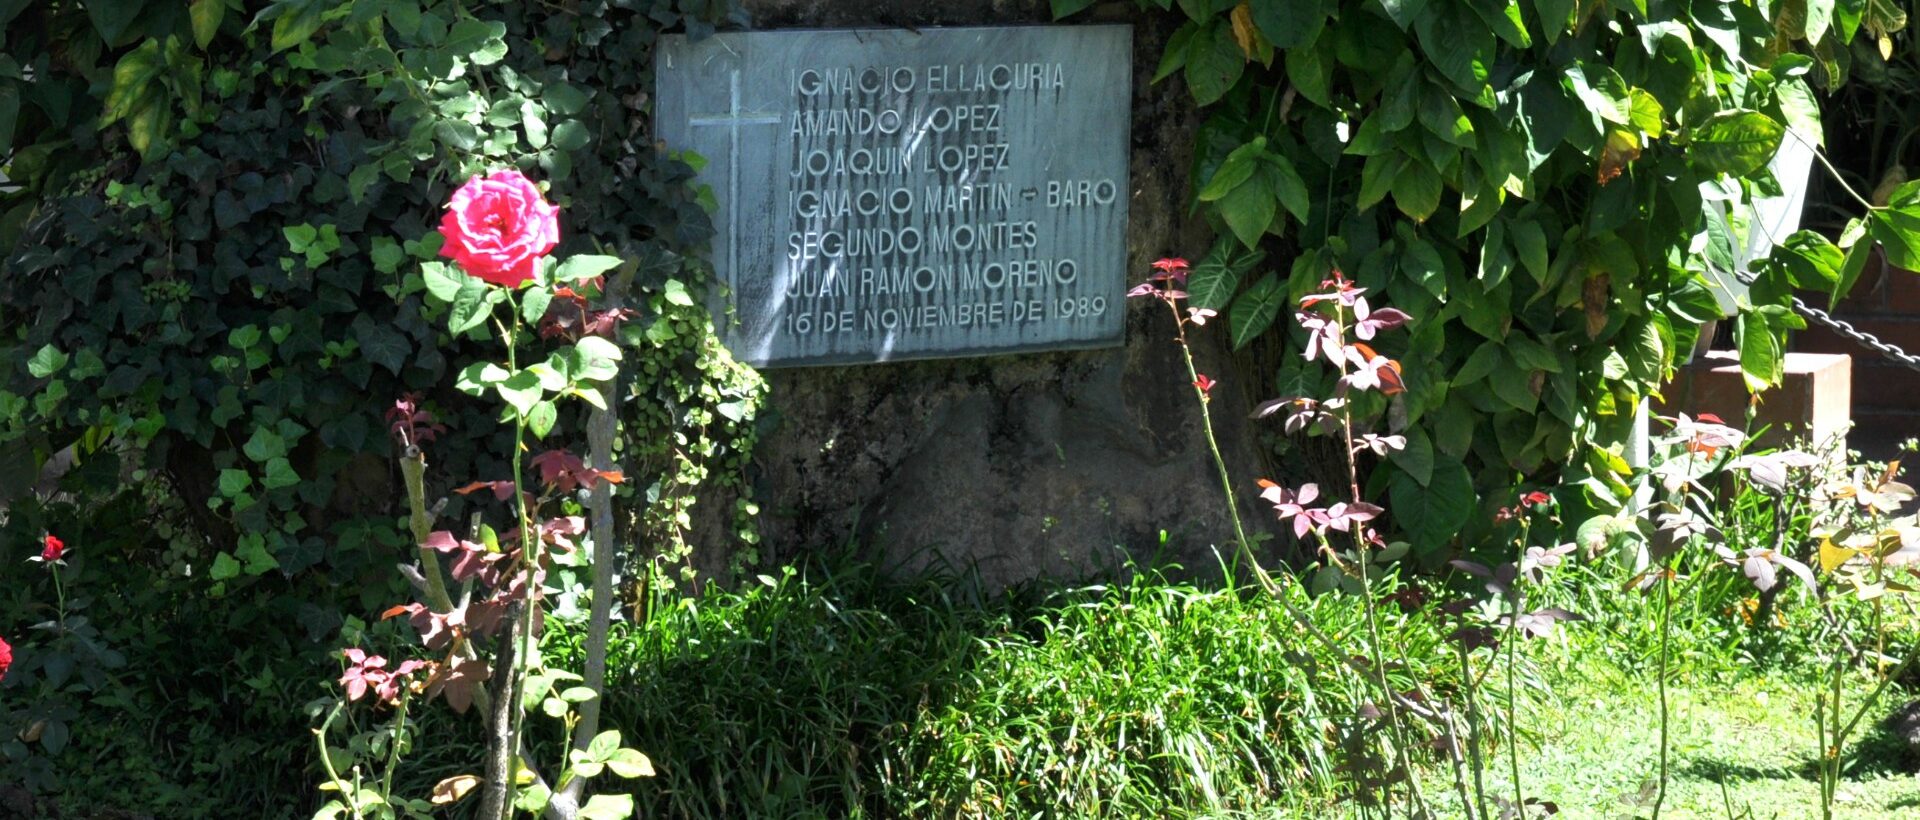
1721;253;1920;373
1789;295;1920;374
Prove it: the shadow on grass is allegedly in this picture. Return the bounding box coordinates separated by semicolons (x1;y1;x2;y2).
1680;719;1916;788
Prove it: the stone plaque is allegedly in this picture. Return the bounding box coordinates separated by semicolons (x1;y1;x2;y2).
655;25;1131;367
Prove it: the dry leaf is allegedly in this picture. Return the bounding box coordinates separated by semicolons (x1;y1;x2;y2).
431;774;482;806
1230;3;1258;59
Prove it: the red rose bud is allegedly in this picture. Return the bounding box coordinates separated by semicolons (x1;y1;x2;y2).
0;635;11;682
40;534;65;563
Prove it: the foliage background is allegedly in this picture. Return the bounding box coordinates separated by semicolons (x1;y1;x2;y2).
0;0;762;808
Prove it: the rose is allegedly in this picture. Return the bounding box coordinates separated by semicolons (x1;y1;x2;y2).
0;635;11;682
437;169;560;288
39;534;64;563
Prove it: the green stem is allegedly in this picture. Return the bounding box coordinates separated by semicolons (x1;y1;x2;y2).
315;703;362;820
380;692;410;800
400;453;457;614
500;291;538;818
1458;642;1491;820
1653;559;1673;820
1504;588;1524;818
1167;300;1251;554
51;565;66;630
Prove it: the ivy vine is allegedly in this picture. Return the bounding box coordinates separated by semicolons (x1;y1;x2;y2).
0;0;757;608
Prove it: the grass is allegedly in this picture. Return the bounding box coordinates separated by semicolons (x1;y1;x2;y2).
1428;655;1920;819
482;551;1920;819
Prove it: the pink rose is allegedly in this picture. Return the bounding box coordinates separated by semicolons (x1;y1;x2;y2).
0;635;11;682
437;170;560;288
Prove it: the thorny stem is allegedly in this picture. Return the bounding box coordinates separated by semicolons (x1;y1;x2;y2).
400;450;458;614
505;294;539;820
1164;298;1252;555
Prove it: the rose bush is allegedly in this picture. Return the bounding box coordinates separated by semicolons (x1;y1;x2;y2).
438;170;561;288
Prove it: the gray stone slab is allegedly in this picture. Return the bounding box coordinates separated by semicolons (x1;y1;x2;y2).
655;25;1132;367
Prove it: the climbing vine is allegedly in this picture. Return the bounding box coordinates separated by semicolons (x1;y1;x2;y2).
1060;0;1916;556
0;0;755;627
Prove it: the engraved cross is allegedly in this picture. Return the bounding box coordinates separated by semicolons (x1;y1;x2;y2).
688;69;782;288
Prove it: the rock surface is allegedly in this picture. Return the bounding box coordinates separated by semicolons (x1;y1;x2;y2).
722;0;1276;589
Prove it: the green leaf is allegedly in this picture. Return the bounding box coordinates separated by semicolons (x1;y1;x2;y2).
527;401;557;439
1155;22;1200;84
1184;19;1246;107
237;533;279;574
1283;33;1331;107
1390;426;1435;487
1266;154;1311;224
272;0;329;53
1627;88;1665;138
27;344;68;378
1509;219;1549;284
1688;111;1785;178
190;0;225;48
497;370;544;416
1489;364;1540;411
1188;240;1264;311
355;320;411;374
448;276;495;334
1229;273;1284;349
370;237;406;274
662;279;695;307
1399;236;1448;299
514;784;553;814
1736;312;1781;392
86;0;144;47
218;468;252;497
210;552;242;581
1775;231;1843;291
423;262;462;303
1832;234;1873;308
1357;152;1408;213
456;362;510;395
1377;0;1430;30
1392;158;1442;222
1050;0;1098;18
578;794;635;820
587;730;623;761
552;120;590;152
1869;207;1920;270
1198;138;1263;202
1217;166;1276;249
1389;457;1474;552
1774;77;1821;149
244;428;287;463
522;100;549;150
521;287;554;324
1248;0;1325;49
263;457;300;490
555;254;624;283
604;748;656;779
103;40;164;125
1452;342;1503;385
